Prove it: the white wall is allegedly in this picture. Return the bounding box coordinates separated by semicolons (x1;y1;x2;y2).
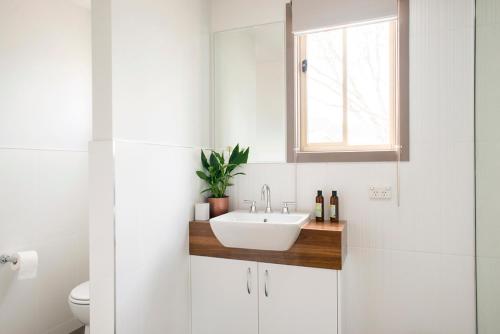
476;0;500;333
91;0;210;333
111;0;210;147
222;0;476;333
114;143;203;334
0;0;91;333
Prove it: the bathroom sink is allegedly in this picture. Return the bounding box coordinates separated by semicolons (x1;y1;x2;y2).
209;211;310;251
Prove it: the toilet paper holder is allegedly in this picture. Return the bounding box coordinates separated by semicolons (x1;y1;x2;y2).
0;254;18;265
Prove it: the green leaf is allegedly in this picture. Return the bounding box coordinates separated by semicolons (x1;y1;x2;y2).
197;144;249;196
226;145;248;173
201;150;209;170
242;147;249;163
236;146;249;165
214;151;225;165
196;170;209;181
228;144;240;165
210;152;220;167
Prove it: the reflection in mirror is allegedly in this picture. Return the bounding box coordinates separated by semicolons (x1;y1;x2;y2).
214;23;286;163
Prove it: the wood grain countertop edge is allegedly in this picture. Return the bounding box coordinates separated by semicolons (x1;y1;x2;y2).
189;219;347;270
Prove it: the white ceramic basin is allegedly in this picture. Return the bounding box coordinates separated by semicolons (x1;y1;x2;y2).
209;211;310;251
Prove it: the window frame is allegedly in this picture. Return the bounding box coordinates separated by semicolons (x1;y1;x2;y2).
286;0;409;163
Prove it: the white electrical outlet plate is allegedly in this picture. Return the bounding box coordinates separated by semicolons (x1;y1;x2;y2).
369;186;392;200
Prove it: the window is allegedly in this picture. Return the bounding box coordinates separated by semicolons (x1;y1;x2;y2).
286;1;409;162
300;20;396;151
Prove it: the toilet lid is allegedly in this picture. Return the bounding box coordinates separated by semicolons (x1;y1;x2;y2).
70;281;90;303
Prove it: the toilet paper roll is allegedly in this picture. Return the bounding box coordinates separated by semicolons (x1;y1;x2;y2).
195;202;210;221
11;251;38;280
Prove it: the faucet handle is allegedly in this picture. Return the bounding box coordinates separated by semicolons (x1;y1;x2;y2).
244;200;257;213
281;201;296;214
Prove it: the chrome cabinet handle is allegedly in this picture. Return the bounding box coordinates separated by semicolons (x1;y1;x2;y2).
264;269;269;297
247;268;252;294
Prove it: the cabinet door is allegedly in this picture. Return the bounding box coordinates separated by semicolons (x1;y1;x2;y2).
258;263;338;334
191;256;258;334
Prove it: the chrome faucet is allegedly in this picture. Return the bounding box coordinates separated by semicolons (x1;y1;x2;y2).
261;184;272;213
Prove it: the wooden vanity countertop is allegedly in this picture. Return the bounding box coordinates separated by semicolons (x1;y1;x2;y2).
189;219;347;270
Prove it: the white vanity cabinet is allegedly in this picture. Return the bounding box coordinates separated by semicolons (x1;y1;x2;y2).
191;256;258;334
191;256;338;334
258;262;338;334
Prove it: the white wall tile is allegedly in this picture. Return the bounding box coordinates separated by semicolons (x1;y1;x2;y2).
35;237;78;331
401;142;442;253
296;163;328;214
476;142;500;258
236;163;296;212
0;277;38;334
327;163;397;249
0;150;38;249
34;151;88;243
89;141;115;334
341;248;475;334
440;141;475;255
114;142;202;334
438;254;476;334
0;149;89;334
477;256;500;334
340;247;385;334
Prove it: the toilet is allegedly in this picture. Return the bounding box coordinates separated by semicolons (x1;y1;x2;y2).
68;281;90;334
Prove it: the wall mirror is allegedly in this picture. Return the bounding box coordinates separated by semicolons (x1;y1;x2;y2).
213;22;286;163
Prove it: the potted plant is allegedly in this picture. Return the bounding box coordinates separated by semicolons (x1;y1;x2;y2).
196;144;249;217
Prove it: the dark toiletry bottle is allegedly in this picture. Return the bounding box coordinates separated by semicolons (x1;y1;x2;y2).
330;191;339;223
315;190;324;222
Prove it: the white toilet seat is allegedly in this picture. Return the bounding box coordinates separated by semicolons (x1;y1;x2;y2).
69;281;90;333
70;297;90;306
70;281;90;303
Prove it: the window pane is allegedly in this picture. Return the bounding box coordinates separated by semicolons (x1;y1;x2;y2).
346;21;393;146
305;29;343;144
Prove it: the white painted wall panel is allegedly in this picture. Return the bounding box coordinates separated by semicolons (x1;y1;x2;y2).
114;142;204;334
91;0;210;332
89;141;116;334
111;0;210;148
0;0;91;150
